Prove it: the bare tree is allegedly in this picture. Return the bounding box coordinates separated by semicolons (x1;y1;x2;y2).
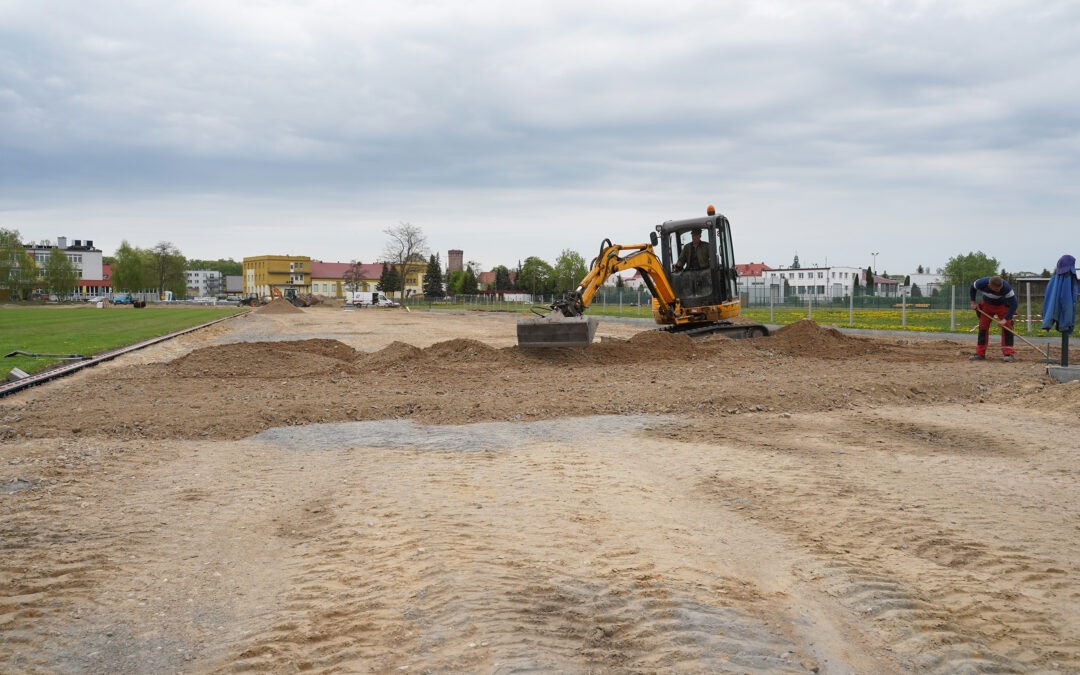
381;222;428;301
343;260;365;293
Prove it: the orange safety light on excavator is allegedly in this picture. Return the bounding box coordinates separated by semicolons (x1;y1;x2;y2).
706;205;715;216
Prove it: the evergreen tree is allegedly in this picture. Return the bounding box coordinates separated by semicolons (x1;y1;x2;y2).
903;275;910;285
492;265;512;291
461;266;479;295
423;254;444;298
446;270;466;295
852;276;860;295
377;262;400;294
916;264;924;274
910;283;923;297
865;266;875;296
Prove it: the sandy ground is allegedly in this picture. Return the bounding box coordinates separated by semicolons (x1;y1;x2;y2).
2;304;1079;673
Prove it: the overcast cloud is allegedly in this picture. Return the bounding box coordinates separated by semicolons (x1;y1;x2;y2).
1;0;1078;274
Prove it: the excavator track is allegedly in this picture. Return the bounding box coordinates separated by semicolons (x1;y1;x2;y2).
659;321;769;340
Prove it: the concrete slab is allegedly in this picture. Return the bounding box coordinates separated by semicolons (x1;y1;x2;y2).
1046;365;1080;383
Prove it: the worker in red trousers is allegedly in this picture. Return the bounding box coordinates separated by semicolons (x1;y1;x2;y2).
970;275;1018;362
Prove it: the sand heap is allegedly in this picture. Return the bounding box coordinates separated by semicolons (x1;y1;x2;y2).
765;319;882;358
168;339;359;377
257;298;303;314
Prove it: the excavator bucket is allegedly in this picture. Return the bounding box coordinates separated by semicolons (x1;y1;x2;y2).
517;315;599;348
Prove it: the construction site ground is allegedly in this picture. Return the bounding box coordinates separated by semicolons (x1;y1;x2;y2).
2;302;1079;673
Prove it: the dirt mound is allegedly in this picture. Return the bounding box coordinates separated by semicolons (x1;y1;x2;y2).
423;338;504;364
257;298;303;314
765;319;881;357
168;339;359;377
1015;378;1080;413
360;341;424;369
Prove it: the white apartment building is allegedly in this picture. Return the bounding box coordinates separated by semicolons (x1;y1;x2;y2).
24;237;103;281
185;269;223;297
764;266;865;301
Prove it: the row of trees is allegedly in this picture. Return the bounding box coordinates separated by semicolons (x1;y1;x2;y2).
111;241;188;297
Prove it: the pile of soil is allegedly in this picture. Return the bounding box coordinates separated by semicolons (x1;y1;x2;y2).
423;338;503;364
168;339;359;377
360;341;424;369
257;298;303;314
765;319;884;357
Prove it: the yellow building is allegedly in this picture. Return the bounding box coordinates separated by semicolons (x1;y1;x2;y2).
242;255;311;298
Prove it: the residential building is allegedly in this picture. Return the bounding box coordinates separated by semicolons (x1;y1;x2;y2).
311;262;381;298
763;266;865;302
75;263;113;299
242;255;311;297
24;236;103;281
735;262;773;302
185;269;222;297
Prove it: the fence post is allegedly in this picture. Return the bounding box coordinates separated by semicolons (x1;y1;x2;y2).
808;295;813;320
950;285;956;331
901;292;906;329
849;292;853;326
1026;282;1032;335
770;287;774;323
619;288;622;316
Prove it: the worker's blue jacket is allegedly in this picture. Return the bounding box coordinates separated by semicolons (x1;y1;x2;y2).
970;277;1018;319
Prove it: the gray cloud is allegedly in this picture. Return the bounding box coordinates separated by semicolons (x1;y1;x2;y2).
1;0;1078;273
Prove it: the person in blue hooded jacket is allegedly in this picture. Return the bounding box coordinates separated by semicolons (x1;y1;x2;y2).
1042;254;1077;335
970;275;1018;361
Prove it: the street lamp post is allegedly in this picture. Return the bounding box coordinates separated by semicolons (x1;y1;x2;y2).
871;251;879;273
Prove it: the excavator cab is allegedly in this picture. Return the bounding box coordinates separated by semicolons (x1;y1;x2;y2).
653;214;738;308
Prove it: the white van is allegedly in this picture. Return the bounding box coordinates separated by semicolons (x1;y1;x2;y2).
346;291;399;308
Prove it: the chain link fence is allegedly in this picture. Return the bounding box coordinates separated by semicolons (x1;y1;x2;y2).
401;280;1077;338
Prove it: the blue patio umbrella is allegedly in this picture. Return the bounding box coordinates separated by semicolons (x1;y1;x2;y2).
1042;254;1077;334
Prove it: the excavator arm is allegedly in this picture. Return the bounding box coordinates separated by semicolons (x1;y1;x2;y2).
550;240;677;321
518;239;682;348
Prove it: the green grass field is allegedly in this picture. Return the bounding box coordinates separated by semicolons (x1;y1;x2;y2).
0;306;245;377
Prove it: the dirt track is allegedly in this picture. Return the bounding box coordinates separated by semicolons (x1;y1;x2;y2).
2;305;1079;673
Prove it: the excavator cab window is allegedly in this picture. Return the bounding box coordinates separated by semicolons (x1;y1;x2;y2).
667;226;715;306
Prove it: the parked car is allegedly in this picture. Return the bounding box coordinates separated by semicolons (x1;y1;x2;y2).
112;293;133;304
87;295;107;303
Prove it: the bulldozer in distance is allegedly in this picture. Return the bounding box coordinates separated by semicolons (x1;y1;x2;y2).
517;206;769;348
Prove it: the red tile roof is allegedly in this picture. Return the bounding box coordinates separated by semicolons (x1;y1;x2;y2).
735;262;771;277
311;262;383;280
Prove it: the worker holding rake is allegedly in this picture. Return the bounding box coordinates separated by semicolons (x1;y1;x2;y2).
970;275;1018;362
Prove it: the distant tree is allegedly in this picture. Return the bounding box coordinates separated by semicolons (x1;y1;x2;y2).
791;254;801;269
423;254;444;298
910;283;923;297
852;275;860;295
103;255;117;265
551;249;588;293
1041;268;1053;278
186;258;242;276
942;251;999;288
149;242;187;298
466;260;484;277
0;228;26;299
44;247;79;298
446;269;466;295
916;264;924;274
492;265;512;291
865;266;875;296
1000;268;1016;286
517;256;554;296
461;266;479;295
615;275;625;288
381;222;428;301
377;262;400;295
111;241;152;293
903;275;911;286
342;260;363;293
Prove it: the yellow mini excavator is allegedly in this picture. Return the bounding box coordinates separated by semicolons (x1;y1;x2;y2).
517;206;769;348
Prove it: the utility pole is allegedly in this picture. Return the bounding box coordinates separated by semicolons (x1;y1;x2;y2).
871;251;879;273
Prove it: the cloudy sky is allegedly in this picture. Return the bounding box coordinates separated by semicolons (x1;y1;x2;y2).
1;0;1077;275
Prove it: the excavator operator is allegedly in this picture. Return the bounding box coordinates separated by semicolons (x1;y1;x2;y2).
674;228;709;271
